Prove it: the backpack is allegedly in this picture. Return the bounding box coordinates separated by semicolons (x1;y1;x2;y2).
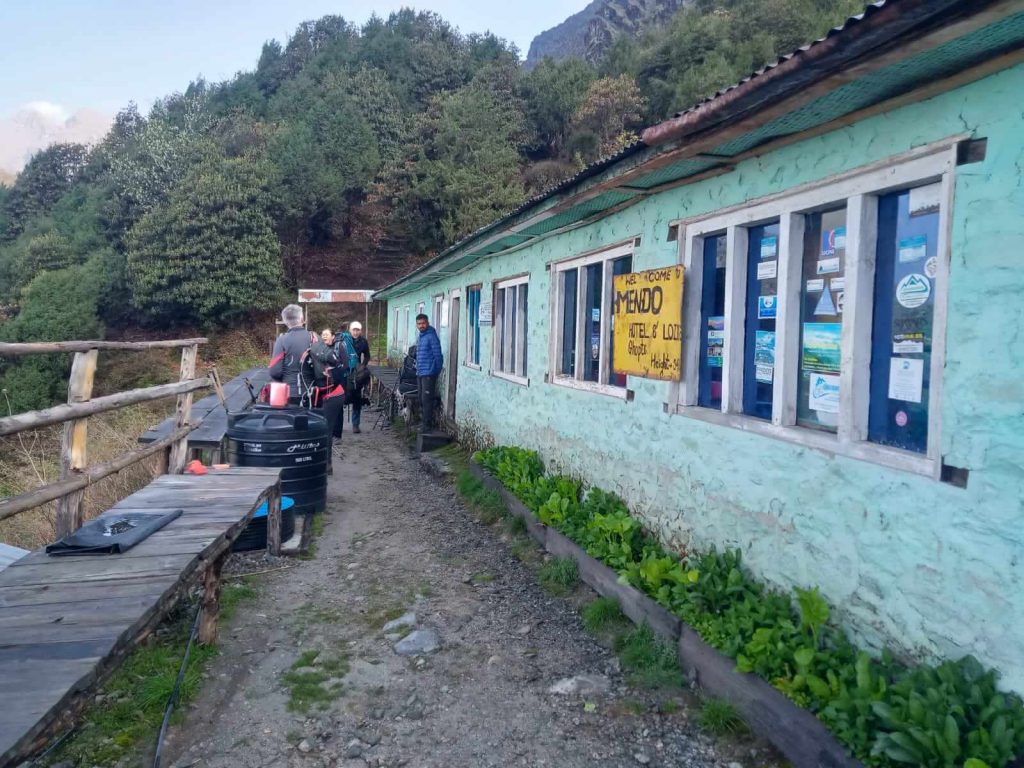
297;334;335;405
339;332;357;371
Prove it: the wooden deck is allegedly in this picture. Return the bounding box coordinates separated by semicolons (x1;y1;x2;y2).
0;467;281;768
140;367;270;451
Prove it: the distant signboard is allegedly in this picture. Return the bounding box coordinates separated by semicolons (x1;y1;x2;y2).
297;289;376;303
611;266;684;381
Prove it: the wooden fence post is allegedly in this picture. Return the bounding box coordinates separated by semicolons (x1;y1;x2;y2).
168;345;198;474
55;349;98;538
267;482;282;555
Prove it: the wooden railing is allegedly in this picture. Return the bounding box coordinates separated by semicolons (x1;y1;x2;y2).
0;338;210;536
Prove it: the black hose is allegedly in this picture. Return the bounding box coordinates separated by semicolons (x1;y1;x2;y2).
152;599;204;768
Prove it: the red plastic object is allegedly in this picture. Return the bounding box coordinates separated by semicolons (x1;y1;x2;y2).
185;460;208;475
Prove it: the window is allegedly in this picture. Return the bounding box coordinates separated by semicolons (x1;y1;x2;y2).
493;276;529;382
392;307;400;348
401;306;410;351
551;243;633;395
466;286;481;367
677;143;953;476
416;301;425;318
432;294;443;329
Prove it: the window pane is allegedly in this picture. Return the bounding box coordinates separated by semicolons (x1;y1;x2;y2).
560;270;577;376
467;288;480;365
508;286;517;373
519;284;529;377
868;185;940;454
797;208;847;432
743;222;780;420
608;255;632;387
584;263;603;382
698;234;727;409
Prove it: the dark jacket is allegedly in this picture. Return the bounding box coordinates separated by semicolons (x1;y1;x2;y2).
269;327;317;397
415;326;443;377
353;335;371;366
329;337;351;383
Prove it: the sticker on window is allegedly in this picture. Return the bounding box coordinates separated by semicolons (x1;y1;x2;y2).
706;316;724;367
805;279;825;292
888;357;924;403
808;373;840;413
893;332;925;354
898;234;927;263
895;273;931;308
757;260;777;280
924;256;938;279
755;330;775;382
801;323;841;374
757;295;777;319
814;288;837;317
821;226;846;256
760;236;777;259
816;257;841;274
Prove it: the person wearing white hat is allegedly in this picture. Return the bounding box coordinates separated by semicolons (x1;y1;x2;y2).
349;321;371;433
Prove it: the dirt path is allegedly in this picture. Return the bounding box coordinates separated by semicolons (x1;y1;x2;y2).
165;424;771;768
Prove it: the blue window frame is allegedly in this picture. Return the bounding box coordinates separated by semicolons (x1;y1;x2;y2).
743;222;780;420
466;287;481;366
697;233;727;409
868;185;941;454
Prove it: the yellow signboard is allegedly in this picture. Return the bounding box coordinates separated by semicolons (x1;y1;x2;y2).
612;266;684;381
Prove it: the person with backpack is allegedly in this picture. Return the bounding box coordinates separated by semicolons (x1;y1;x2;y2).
349;321;371;433
269;304;314;401
320;328;350;447
415;313;443;430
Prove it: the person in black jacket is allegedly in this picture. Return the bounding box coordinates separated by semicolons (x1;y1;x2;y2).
269;304;314;400
349;321;371;433
320;328;349;447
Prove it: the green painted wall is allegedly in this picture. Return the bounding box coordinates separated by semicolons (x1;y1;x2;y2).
386;64;1024;691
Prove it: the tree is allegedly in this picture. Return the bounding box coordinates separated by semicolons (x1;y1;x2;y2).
0;143;89;241
521;57;597;158
570;75;646;161
126;154;282;325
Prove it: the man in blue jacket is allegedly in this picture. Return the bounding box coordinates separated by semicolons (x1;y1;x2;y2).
415;313;443;430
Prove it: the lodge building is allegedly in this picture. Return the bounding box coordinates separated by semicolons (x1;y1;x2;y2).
376;0;1024;692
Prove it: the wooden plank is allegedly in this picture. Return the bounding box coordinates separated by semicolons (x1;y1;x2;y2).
0;377;211;437
0;577;174;609
55;350;98;538
0;594;170;628
168;344;199;474
267;484;282;555
0;338;207;355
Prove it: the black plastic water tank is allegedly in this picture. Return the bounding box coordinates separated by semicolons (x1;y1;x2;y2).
226;405;329;518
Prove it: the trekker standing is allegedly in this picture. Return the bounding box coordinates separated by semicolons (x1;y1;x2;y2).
269;304;312;400
349;321;371;433
415;313;443;430
320;328;349;448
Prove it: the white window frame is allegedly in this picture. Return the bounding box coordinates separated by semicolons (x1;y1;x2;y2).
392;307;400;348
401;306;410;352
548;240;634;399
492;274;530;386
465;284;483;371
432;294;443;330
673;140;958;478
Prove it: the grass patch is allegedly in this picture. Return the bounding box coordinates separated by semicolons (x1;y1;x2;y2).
455;469;506;524
470;571;495;584
45;583;258;767
434;443;469;472
281;651;349;713
300;513;327;560
699;697;746;735
582;597;628;634
538;557;579;596
363;604;408;631
615;624;684;689
508;533;540;564
503;514;527;535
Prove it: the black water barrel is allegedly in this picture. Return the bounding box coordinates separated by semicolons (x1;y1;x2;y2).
226;406;329;518
233;496;296;552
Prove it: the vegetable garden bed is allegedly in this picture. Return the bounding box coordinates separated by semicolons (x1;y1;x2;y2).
469;447;1024;768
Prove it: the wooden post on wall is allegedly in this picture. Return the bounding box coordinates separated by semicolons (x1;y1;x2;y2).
167;344;198;474
55;349;98;538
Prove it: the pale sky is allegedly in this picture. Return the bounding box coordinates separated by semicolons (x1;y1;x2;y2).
0;0;587;116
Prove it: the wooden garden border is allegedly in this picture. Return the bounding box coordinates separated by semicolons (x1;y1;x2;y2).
468;459;863;768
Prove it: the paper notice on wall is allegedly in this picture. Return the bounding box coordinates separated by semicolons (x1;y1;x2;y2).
757;260;777;280
888;357;924;403
808;373;840;413
478;294;493;325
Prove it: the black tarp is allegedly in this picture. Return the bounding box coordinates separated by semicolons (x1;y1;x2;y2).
46;509;183;556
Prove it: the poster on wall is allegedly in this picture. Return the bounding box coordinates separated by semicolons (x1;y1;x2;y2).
808;373;841;413
706;316;724;367
888;357;924;403
754;330;775;383
801;322;841;374
478;294;493;325
611;266;685;380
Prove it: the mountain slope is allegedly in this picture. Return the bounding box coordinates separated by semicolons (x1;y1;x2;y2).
525;0;691;68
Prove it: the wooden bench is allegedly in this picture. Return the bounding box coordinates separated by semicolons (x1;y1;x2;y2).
0;467;281;768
